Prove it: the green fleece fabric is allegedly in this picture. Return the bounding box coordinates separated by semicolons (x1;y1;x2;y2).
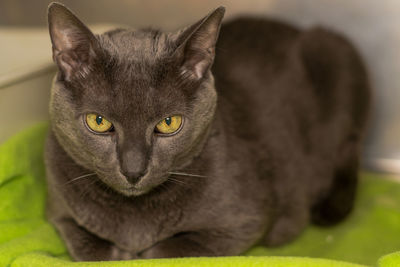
1;123;400;267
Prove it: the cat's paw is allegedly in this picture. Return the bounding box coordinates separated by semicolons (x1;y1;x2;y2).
110;246;138;260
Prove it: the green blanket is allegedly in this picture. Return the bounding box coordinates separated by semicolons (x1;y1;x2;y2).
1;123;400;267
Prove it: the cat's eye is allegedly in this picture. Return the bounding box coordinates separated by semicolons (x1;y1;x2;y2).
85;113;113;133
155;115;183;135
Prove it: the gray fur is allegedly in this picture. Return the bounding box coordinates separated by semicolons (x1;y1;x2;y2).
45;2;370;260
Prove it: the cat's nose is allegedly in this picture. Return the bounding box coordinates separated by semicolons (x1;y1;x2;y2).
118;144;148;185
122;170;146;185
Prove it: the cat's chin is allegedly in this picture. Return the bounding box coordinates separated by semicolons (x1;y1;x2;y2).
115;185;153;197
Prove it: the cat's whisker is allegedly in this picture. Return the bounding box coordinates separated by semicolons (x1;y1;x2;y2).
167;177;189;187
167;171;208;178
61;173;97;186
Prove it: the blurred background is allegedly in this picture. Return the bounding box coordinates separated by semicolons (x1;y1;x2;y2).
0;0;399;174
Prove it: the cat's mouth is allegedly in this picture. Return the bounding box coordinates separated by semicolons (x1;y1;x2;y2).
101;172;170;197
112;180;155;197
118;185;153;196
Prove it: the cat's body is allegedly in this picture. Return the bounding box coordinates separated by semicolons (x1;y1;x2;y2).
45;3;370;260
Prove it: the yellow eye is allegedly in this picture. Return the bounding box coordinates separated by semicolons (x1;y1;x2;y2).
85;113;113;133
155;115;183;135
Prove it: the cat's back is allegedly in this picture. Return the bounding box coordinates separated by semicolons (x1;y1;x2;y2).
214;17;300;73
213;17;369;141
213;18;300;97
212;17;303;133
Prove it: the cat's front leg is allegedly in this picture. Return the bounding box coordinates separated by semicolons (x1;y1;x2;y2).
139;232;242;259
53;217;137;261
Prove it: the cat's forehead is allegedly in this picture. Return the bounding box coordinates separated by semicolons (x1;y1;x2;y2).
78;29;188;124
99;28;176;63
95;28;181;89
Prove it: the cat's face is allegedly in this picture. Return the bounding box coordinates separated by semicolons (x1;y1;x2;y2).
47;3;224;196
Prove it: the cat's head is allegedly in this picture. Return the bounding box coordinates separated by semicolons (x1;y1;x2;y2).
47;2;224;196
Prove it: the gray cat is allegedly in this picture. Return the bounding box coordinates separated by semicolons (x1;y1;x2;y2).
44;2;370;261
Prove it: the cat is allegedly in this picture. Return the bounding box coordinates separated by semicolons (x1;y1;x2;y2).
44;2;370;261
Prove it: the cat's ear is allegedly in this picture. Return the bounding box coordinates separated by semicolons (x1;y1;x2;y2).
48;2;99;81
175;7;225;81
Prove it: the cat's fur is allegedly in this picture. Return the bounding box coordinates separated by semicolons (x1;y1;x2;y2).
45;2;370;261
